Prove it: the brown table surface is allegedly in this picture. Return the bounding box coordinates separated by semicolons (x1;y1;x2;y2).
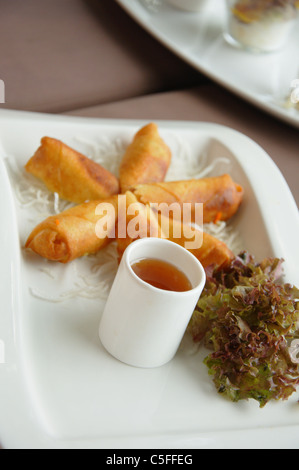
0;0;202;112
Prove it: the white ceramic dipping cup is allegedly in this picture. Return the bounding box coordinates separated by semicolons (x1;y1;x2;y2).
99;238;206;368
166;0;207;12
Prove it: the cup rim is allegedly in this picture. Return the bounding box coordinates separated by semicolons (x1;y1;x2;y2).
123;238;206;297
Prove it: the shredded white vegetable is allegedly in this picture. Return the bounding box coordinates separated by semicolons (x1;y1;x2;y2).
31;242;119;303
73;135;127;177
7;132;243;303
5;155;74;219
204;221;244;255
165;137;231;182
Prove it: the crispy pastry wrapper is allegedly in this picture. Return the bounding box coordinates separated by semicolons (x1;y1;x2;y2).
116;191;166;258
119;123;172;193
25;137;119;204
158;213;235;270
116;193;234;270
25;196;119;263
132;174;244;224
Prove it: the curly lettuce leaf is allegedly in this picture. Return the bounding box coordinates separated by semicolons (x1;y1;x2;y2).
188;252;299;407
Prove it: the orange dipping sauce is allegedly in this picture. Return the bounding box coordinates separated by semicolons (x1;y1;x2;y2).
131;258;193;292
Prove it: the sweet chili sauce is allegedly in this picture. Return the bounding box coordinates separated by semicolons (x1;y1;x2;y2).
131;258;192;292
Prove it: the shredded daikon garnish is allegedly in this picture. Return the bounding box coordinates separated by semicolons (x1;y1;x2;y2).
5;154;74;218
165;135;231;181
31;242;119;303
204;220;244;255
73;135;127;177
30;284;109;302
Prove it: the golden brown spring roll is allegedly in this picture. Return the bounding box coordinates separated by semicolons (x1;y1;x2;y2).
119;123;172;193
116;191;165;258
25;137;119;204
158;213;235;270
192;232;234;269
116;192;234;270
25;196;119;263
132;174;244;224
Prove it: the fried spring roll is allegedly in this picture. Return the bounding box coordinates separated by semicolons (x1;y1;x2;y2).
119;123;172;193
116;191;165;258
132;174;244;224
158;213;235;270
25;137;119;204
116;192;234;269
25;196;119;263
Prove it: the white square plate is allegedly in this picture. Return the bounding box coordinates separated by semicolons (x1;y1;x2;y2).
0;109;298;449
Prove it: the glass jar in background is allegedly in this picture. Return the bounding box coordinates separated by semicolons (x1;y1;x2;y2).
224;0;298;53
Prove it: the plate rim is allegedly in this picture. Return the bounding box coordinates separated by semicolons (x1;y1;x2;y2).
0;109;298;449
115;0;299;131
